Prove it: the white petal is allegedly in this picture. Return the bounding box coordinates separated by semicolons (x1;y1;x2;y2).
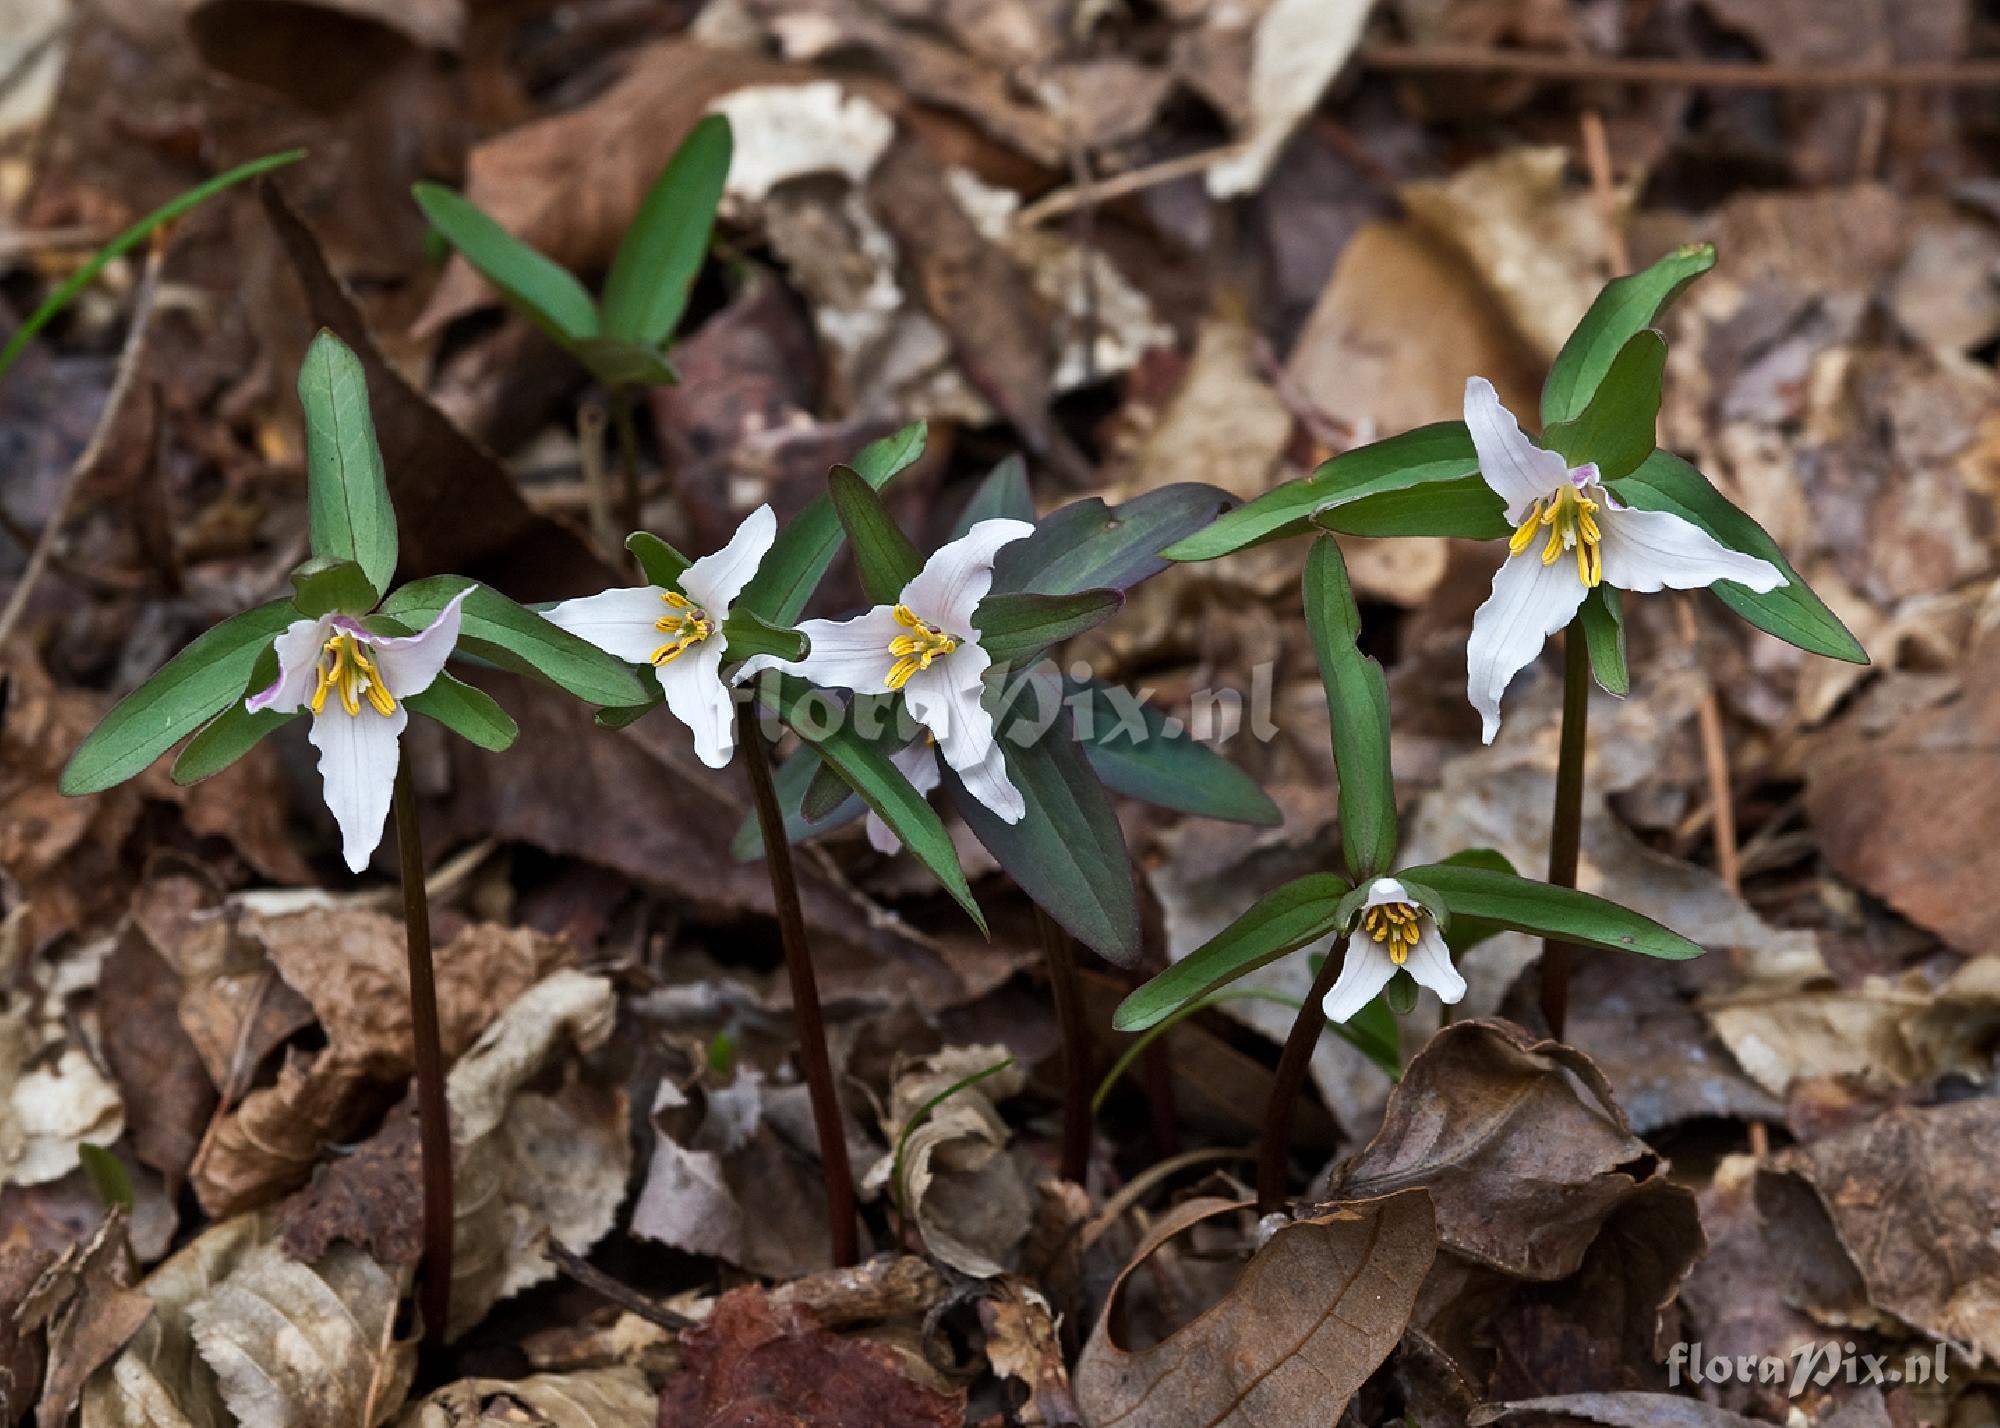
307;704;407;873
903;642;996;772
955;738;1025;823
1361;876;1411;910
656;637;736;768
1403;925;1466;1006
1322;936;1397;1024
1597;507;1785;596
867;740;942;855
735;606;901;693
680;504;777;618
247;615;333;714
1465;376;1570;523
543;585;673;665
1466;551;1590;745
899;518;1035;635
366;587;471;700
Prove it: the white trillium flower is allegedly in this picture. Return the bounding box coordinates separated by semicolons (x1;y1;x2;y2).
542;505;778;770
1322;877;1465;1023
1462;377;1785;743
246;587;472;873
738;518;1035;825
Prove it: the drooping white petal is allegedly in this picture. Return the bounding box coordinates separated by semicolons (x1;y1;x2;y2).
898;518;1035;635
307;704;408;873
656;637;736;769
680;504;777;618
1402;924;1466;1007
365;587;471;700
866;739;942;855
954;735;1025;824
1466;551;1591;745
735;606;902;693
1322;934;1397;1024
247;615;334;714
1464;377;1570;523
901;641;997;773
1360;876;1412;910
1597;506;1785;596
543;585;675;665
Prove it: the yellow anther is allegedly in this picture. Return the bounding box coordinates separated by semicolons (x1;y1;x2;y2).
1362;901;1425;966
885;605;956;690
309;632;396;718
1510;485;1603;589
651;590;713;665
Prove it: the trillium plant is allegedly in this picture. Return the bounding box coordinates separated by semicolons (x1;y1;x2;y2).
1161;243;1865;1045
60;333;647;1345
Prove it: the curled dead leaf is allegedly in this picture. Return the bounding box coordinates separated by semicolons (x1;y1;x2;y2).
395;1366;656;1427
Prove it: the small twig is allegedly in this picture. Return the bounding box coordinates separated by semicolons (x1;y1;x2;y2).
1016;144;1249;229
543;1240;695;1331
1077;1146;1256;1258
1360;43;2000;90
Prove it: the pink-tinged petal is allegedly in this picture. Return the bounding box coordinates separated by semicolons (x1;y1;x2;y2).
1465;377;1570;523
542;585;672;666
734;607;901;693
954;737;1024;824
307;704;408;872
247;615;333;714
680;505;777;618
1403;925;1466;1007
1360;876;1412;910
899;519;1035;636
655;637;736;769
1322;935;1397;1024
370;587;472;700
1597;507;1785;596
1466;551;1590;745
867;739;942;855
901;641;996;772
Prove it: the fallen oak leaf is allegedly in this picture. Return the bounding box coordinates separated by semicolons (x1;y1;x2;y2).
395;1367;656;1426
1073;1190;1436;1427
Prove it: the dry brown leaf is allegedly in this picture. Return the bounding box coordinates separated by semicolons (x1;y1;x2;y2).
1471;1392;1764;1427
1;988;123;1190
1074;1190;1436;1426
979;1278;1081;1427
20;1211;152;1428
446;971;626;1341
395;1367;656;1427
1129;319;1290;506
1206;0;1374;198
94;930;216;1186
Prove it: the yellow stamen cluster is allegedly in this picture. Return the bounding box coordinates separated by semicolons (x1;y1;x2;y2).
1509;485;1603;588
651;590;713;666
310;632;396;718
1362;901;1424;966
886;605;957;690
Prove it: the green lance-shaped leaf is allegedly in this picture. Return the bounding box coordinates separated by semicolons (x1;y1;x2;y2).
828;465;923;604
738;423;926;624
753;676;983;930
380;576;649;707
61;599;298;795
1609;450;1867;663
1542;330;1666;483
601;114;732;350
1429;847;1520;956
1113;873;1351;1031
1167;422;1483;560
1395;862;1705;961
626;530;691;590
0;148;306;382
1066;682;1279;827
998;484;1233;595
1543;242;1715;426
947;719;1140;966
1578;586;1629;696
572;337;677;388
1304;539;1398;881
974;589;1121;668
172;647;292;784
298;331;399;596
721;609;808;664
289;556;378;619
951;454;1035;538
411;182;600;347
404;672;518;751
1309;474;1508;541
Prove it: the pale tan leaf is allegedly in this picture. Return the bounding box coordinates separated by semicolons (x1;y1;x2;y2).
396;1367;657;1427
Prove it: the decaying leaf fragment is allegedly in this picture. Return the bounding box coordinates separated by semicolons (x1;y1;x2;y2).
1074;1190;1436;1426
395;1366;656;1427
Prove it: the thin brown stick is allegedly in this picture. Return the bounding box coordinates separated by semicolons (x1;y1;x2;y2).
1539;626;1591;1040
1035;906;1093;1186
1256;949;1347;1214
1361;43;2000;90
742;725;859;1267
1016;143;1248;228
393;762;455;1351
543;1240;694;1331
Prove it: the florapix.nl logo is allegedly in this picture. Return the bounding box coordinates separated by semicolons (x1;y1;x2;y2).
1668;1341;1951;1397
